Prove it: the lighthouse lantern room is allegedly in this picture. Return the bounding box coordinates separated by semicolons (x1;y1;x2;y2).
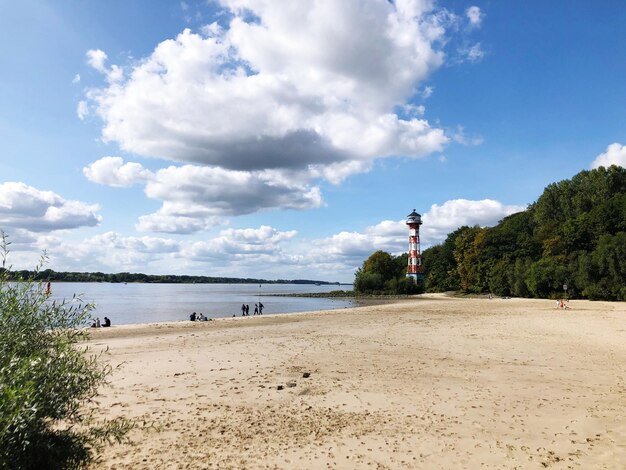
406;209;424;281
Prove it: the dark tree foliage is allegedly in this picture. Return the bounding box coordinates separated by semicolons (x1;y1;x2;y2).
422;165;626;300
354;250;423;295
422;226;466;292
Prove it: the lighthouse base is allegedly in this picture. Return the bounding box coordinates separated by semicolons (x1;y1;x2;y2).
406;273;425;282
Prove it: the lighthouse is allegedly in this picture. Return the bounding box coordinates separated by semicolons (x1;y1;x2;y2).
406;209;424;281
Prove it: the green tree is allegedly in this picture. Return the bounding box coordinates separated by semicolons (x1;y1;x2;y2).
353;270;384;293
488;258;513;296
511;258;532;297
362;251;397;281
0;233;132;469
524;257;570;298
354;250;422;294
453;226;485;292
422;226;466;292
581;232;626;300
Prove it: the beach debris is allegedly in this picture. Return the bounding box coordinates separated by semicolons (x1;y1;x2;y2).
286;381;297;388
277;385;284;390
302;372;311;378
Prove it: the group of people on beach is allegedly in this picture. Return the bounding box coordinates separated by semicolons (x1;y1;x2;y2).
189;303;266;321
241;303;263;316
91;317;111;328
556;299;570;309
189;312;209;321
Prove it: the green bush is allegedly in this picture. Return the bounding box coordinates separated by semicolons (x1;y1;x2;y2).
0;233;132;469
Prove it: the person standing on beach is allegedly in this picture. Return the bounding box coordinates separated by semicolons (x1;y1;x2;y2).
241;304;246;316
254;304;259;315
258;302;264;314
245;304;249;316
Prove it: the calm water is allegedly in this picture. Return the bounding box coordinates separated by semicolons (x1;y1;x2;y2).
48;283;353;325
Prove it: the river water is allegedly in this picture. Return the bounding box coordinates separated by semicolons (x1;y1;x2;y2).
48;282;354;325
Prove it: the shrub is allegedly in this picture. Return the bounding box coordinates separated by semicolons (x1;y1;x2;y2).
0;232;132;469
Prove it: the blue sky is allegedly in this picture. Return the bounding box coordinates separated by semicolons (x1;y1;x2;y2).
1;0;625;282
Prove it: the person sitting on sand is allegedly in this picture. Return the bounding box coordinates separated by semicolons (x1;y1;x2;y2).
103;316;111;327
95;317;101;328
190;312;197;321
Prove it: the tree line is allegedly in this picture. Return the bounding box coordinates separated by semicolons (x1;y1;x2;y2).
0;269;340;286
354;165;626;300
422;165;626;300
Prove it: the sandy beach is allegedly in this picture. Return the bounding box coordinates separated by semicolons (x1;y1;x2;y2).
87;294;626;469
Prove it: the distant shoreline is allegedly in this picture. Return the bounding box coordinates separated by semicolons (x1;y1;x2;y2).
2;269;349;286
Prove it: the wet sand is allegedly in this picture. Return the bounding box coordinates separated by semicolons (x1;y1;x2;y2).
88;294;626;469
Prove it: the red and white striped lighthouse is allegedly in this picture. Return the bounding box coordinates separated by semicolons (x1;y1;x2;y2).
406;209;424;281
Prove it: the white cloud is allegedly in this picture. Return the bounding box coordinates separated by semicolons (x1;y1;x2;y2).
421;86;434;99
451;125;484;146
201;21;223;37
30;232;180;273
83;1;460;182
422;199;525;245
86;49;124;83
310;218;411;263
309;232;377;262
86;232;179;254
403;103;426;116
76;100;89;120
141;164;323;232
183;225;298;260
0;182;101;232
591;142;626;169
72;74;81;84
107;64;124;82
78;1;488;221
83;156;153;187
84;157;323;233
136;208;222;234
86;49;108;73
466;6;483;28
462;42;485;63
12;226;297;276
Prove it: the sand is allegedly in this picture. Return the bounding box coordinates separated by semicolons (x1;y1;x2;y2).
87;294;626;469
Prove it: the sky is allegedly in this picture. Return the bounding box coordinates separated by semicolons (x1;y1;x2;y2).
1;0;625;283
